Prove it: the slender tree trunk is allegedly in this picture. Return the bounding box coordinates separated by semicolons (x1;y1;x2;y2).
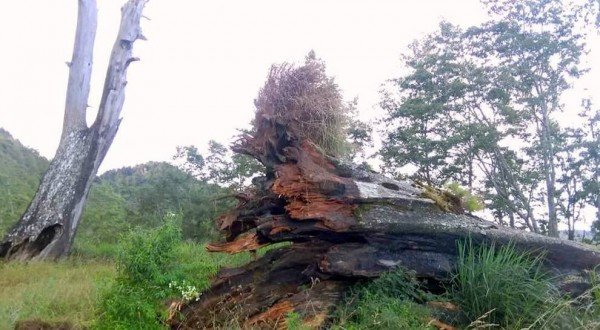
541;108;559;237
470;104;539;232
0;0;148;261
509;211;515;228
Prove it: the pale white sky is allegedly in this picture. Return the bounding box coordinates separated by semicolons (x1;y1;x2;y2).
0;0;597;175
0;0;492;172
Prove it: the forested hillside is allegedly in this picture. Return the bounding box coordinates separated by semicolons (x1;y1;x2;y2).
0;128;49;235
0;128;231;256
77;162;232;249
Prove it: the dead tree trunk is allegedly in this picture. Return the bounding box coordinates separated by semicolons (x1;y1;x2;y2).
167;62;600;329
169;137;600;330
0;0;148;261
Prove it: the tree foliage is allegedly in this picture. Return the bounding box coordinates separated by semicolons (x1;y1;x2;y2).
380;0;599;237
173;140;264;191
78;162;232;245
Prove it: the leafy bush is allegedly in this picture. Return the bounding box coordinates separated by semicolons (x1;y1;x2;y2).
449;239;554;329
94;217;183;330
93;216;260;330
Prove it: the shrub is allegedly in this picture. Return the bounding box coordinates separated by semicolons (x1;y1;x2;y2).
93;216;261;330
94;217;183;330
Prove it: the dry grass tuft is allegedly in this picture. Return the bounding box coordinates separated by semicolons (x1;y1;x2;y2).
254;55;349;157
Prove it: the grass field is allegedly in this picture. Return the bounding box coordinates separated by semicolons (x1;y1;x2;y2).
0;234;264;330
0;259;115;330
1;232;598;330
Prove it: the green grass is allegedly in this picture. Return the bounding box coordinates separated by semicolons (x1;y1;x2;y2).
3;234;598;330
0;259;115;330
0;237;274;330
332;268;437;330
71;241;122;261
449;239;553;329
449;239;600;329
332;292;435;330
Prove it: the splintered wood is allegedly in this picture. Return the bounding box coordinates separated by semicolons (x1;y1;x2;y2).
206;233;265;254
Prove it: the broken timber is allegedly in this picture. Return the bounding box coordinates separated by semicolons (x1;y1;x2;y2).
168;116;600;330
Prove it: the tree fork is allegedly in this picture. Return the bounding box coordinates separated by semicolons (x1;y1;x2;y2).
0;0;148;260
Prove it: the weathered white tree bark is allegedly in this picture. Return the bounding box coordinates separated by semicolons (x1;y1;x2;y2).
0;0;148;260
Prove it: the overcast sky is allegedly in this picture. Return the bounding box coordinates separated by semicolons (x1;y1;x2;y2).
0;0;597;174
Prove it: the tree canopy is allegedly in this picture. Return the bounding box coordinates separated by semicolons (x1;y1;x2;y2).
379;0;599;238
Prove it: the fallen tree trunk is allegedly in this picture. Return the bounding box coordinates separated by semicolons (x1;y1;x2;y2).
168;62;600;329
169;130;600;330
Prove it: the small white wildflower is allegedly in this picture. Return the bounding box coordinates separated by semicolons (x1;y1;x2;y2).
170;280;201;302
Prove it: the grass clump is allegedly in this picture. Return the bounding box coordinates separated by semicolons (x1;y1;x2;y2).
332;268;436;330
0;259;114;330
527;268;600;330
449;239;554;329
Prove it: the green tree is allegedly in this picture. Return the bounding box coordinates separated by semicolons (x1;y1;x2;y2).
379;23;469;186
379;22;541;231
174;141;264;191
173;145;205;178
556;128;587;240
471;0;589;237
344;98;374;163
578;100;600;242
380;0;595;236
